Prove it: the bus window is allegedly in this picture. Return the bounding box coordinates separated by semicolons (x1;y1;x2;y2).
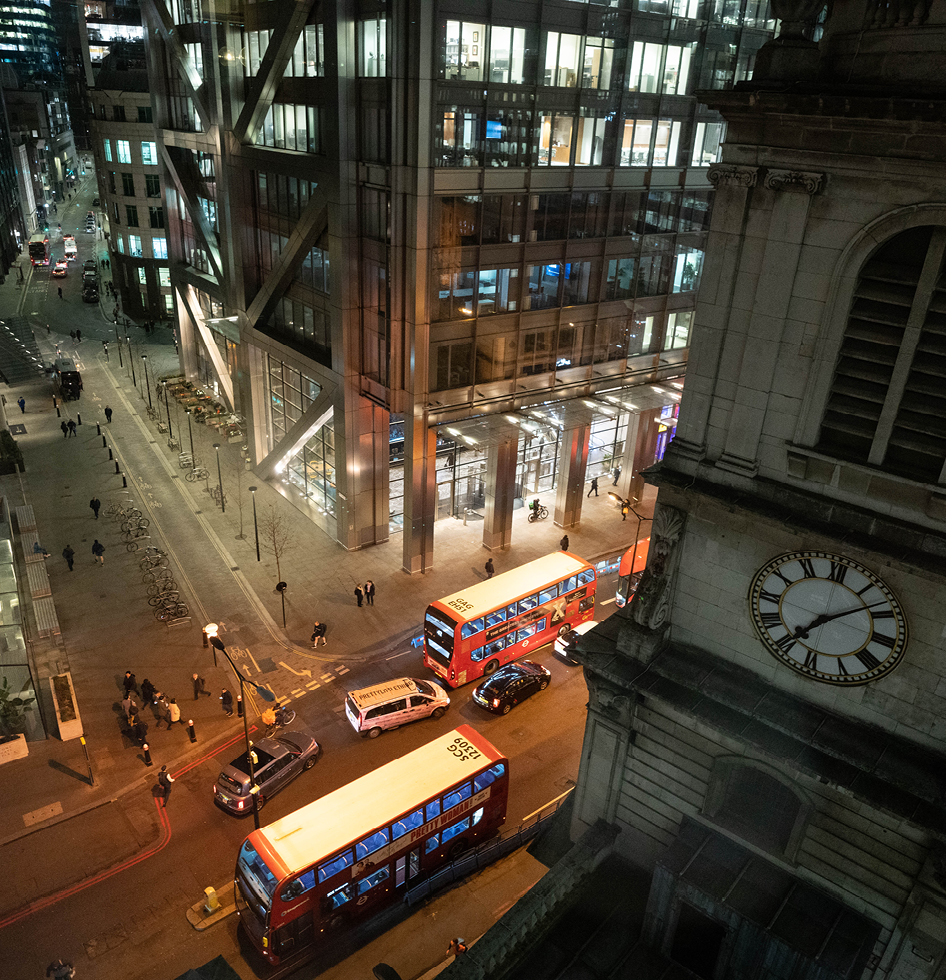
578;568;595;585
425;834;439;854
441;816;470;844
485;608;506;628
507;602;519;619
460;617;484;638
518;594;539;612
318;850;354;883
559;575;578;594
443;782;472;810
472;807;484;826
280;869;316;902
539;585;557;603
240;840;279;894
356;829;389;860
391;809;424;841
470;646;485;662
474;770;495;792
425;799;441;821
487;634;513;654
517;625;536;642
535;619;547;633
358;867;390;895
327;882;354;908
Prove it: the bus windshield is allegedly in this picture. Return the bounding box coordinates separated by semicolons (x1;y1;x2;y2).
238;840;278;920
424;552;597;687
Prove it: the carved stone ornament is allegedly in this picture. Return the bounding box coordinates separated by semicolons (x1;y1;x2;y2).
764;169;825;195
707;165;759;189
630;505;685;631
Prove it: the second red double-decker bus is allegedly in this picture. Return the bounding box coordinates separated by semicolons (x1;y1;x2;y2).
235;725;508;965
424;552;597;688
615;537;651;606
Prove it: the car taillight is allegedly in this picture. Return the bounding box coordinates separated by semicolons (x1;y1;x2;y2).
237;799;245;809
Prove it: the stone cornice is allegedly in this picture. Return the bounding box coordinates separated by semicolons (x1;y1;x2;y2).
764;168;825;194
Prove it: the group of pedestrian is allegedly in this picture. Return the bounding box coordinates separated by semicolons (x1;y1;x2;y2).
69;329;82;342
120;673;189;745
353;580;376;607
59;419;77;437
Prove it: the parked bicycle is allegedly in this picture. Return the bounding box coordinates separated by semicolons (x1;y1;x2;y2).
185;467;209;482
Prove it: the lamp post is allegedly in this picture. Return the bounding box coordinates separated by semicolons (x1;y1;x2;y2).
186;409;195;461
163;380;173;444
114;324;123;368
212;442;225;512
249;486;261;561
141;355;152;410
204;622;275;830
129;339;136;387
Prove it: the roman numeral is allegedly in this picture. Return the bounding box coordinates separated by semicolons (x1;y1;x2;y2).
772;568;793;586
870;631;895;649
870;609;894;620
855;648;881;671
856;583;875;596
827;562;847;584
798;557;816;577
760;590;782;605
760;612;783;628
776;634;798;653
838;659;850;675
803;650;818;671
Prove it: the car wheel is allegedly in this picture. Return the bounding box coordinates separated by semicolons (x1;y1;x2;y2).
539;680;549;691
501;703;511;715
484;660;499;675
558;624;571;636
254;795;266;811
304;756;317;770
367;727;383;739
430;707;445;720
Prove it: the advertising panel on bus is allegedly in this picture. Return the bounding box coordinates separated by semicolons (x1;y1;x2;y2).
235;725;508;966
423;552;597;687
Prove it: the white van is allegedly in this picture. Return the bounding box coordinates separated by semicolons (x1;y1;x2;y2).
345;677;450;738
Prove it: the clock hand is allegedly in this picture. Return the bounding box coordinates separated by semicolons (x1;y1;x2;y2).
800;600;888;634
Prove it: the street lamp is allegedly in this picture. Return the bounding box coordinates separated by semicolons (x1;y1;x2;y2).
204;622;275;830
142;355;152;410
163;380;173;445
212;442;225;512
185;409;195;461
113;325;123;368
248;486;261;561
129;340;136;387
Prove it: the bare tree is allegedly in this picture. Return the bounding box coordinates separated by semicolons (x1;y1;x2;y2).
259;504;291;582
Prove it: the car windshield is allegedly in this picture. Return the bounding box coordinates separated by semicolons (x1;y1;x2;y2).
274;736;302;755
228;746;276;776
413;679;434;695
483;666;523;691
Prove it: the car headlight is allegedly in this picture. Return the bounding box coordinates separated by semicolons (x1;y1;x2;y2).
492;698;500;708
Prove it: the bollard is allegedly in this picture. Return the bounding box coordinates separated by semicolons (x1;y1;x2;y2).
77;414;81;425
114;461;120;474
108;448;113;460
237;693;244;718
122;475;127;487
202;628;208;648
96;423;101;435
188;719;196;743
143;742;153;766
102;435;107;447
204;886;221;914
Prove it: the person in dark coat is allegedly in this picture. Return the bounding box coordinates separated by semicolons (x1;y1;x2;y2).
67;419;77;437
141;678;156;705
311;622;327;647
62;545;75;571
621;499;630;521
60;420;68;438
158;765;174;807
104;406;113;423
560;535;569;552
354;584;363;607
123;671;138;697
587;478;598;497
89;497;101;519
16;397;24;413
484;557;495;578
92;539;105;563
220;689;234;716
364;581;375;606
192;673;210;699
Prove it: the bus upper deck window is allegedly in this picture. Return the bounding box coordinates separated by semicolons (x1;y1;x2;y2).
539;586;557;603
280;869;316;902
578;568;595;584
426;799;441;821
356;829;389;860
391;808;424;841
507;602;519;619
518;594;538;612
443;782;472;810
460;617;484;638
318;850;354;883
485;608;506;628
559;575;578;594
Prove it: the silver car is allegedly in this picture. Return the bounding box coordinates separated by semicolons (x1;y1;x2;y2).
214;731;320;814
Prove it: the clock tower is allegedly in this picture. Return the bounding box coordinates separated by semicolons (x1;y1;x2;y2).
568;1;945;978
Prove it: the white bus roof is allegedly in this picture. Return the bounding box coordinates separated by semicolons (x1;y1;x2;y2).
256;725;503;878
432;551;592;621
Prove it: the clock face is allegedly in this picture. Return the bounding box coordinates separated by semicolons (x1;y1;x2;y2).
748;551;908;685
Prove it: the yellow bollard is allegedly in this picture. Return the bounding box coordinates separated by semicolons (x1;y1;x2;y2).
204;886;221;914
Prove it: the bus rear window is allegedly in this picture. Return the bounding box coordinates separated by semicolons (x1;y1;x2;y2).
461;617;484;638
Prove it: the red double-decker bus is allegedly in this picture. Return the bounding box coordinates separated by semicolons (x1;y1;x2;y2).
424;552;598;688
235;726;508;965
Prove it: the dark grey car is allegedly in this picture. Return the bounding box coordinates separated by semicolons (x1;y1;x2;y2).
214;731;321;814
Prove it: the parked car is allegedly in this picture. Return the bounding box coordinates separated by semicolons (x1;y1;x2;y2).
92;197;100;206
51;259;68;277
345;677;450;738
83;259;97;273
82;286;99;303
214;730;321;814
553;619;599;665
471;661;550;715
82;271;97;286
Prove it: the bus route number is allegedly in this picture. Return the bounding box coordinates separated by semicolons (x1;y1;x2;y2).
447;736;481;762
447;598;473;613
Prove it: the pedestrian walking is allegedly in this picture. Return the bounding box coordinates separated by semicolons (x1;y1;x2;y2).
192;673;210;699
446;938;468;958
133;717;147;745
92;539;105;564
100;259;105;269
158;765;174;807
121;693;137;717
60;420;68;438
16;396;24;413
621;498;630;521
354;584;363;607
157;696;173;729
46;958;75;978
141;678;156;705
311;621;327;647
587;477;599;497
484;557;495;579
69;330;76;341
62;545;74;571
560;534;569;552
220;688;234;716
104;405;112;423
123;671;137;697
89;496;101;519
76;329;82;342
169;698;182;727
67;419;77;437
57;286;63;299
364;580;376;606
612;466;621;486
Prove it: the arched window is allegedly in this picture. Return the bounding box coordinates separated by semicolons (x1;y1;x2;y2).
818;225;945;484
705;759;808;859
